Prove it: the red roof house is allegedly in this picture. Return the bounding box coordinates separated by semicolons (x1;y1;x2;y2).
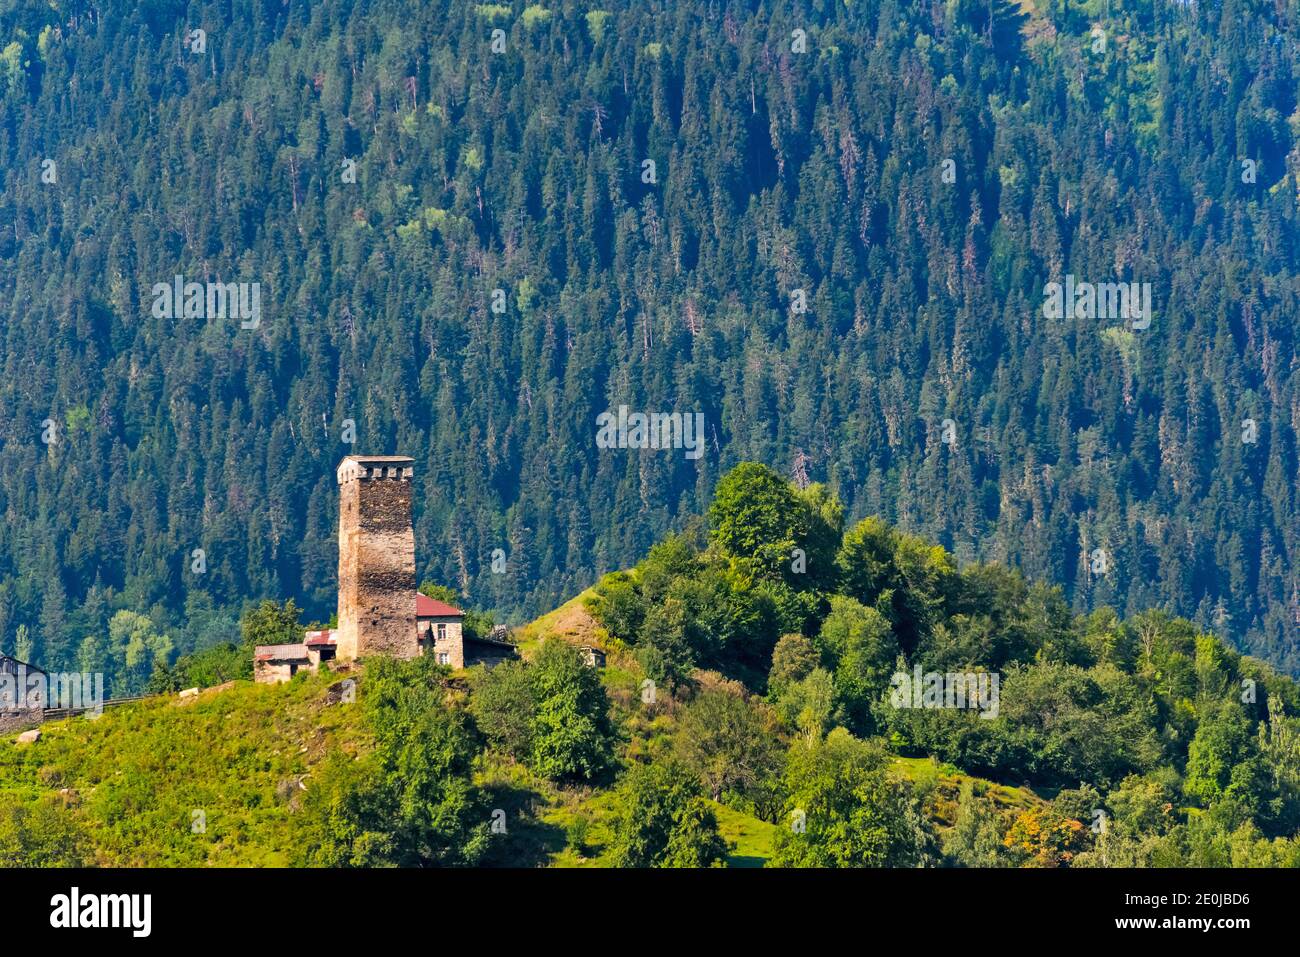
416;594;464;618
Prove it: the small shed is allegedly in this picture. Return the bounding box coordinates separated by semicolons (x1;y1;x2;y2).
0;655;47;732
253;644;312;684
304;629;337;664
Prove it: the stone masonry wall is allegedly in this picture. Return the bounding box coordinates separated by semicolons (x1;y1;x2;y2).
254;660;295;685
336;457;418;661
430;619;465;669
0;709;44;734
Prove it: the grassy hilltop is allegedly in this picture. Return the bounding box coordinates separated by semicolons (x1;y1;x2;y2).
0;647;1040;868
4;463;1300;868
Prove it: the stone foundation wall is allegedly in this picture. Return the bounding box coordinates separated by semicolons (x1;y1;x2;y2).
0;709;44;733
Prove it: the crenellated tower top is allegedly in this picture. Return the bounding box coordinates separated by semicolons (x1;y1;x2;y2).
336;455;414;484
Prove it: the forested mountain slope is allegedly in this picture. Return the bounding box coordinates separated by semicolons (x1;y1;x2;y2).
1;0;1298;676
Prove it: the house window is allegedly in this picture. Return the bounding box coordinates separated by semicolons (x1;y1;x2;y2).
437;623;447;640
437;653;450;665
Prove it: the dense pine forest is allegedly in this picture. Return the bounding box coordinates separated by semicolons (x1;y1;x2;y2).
1;0;1298;695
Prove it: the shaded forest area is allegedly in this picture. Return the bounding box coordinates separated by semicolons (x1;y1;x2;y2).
0;0;1298;689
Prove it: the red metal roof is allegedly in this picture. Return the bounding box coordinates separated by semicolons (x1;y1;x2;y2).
304;629;336;646
416;593;464;617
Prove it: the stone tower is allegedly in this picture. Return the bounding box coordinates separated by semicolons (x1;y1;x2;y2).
335;455;418;661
